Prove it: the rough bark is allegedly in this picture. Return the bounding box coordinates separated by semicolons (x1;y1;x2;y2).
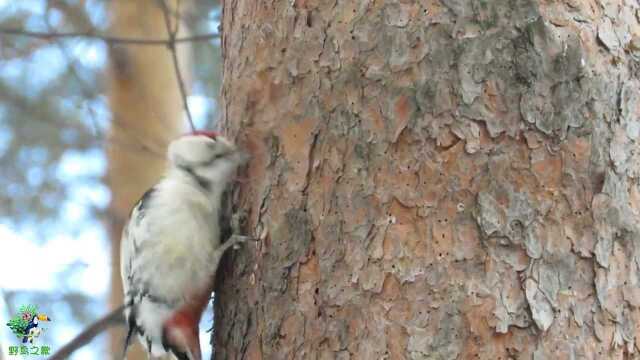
106;1;188;358
215;0;640;359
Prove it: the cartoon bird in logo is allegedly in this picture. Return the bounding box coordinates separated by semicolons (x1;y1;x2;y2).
22;313;50;343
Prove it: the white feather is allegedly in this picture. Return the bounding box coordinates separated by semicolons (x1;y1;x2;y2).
120;134;246;358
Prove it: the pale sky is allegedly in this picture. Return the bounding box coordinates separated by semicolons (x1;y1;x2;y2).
0;1;219;357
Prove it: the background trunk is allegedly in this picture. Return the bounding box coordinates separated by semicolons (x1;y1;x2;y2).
106;1;188;358
215;0;640;358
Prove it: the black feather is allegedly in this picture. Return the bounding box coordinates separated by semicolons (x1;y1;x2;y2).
126;186;156;224
122;305;139;358
162;328;189;360
125;186;156;230
178;165;211;191
136;186;156;212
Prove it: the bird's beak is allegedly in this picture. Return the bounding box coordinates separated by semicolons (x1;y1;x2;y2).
37;314;50;321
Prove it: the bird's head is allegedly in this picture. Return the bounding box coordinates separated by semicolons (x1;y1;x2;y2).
167;131;248;189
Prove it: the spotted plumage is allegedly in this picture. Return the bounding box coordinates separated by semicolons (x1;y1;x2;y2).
120;133;248;360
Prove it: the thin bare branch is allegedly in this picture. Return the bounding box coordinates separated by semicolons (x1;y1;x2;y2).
0;27;219;46
158;0;196;132
43;3;101;135
47;306;125;360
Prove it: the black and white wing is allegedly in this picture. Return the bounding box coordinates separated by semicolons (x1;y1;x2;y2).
120;186;173;357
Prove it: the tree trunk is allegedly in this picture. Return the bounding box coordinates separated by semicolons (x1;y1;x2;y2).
215;0;640;359
106;1;189;358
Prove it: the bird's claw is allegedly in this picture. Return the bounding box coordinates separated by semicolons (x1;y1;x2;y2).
229;235;252;249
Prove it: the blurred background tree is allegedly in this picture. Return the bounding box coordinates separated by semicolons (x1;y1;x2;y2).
0;1;222;358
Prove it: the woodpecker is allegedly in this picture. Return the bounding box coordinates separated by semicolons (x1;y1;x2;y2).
120;131;248;360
